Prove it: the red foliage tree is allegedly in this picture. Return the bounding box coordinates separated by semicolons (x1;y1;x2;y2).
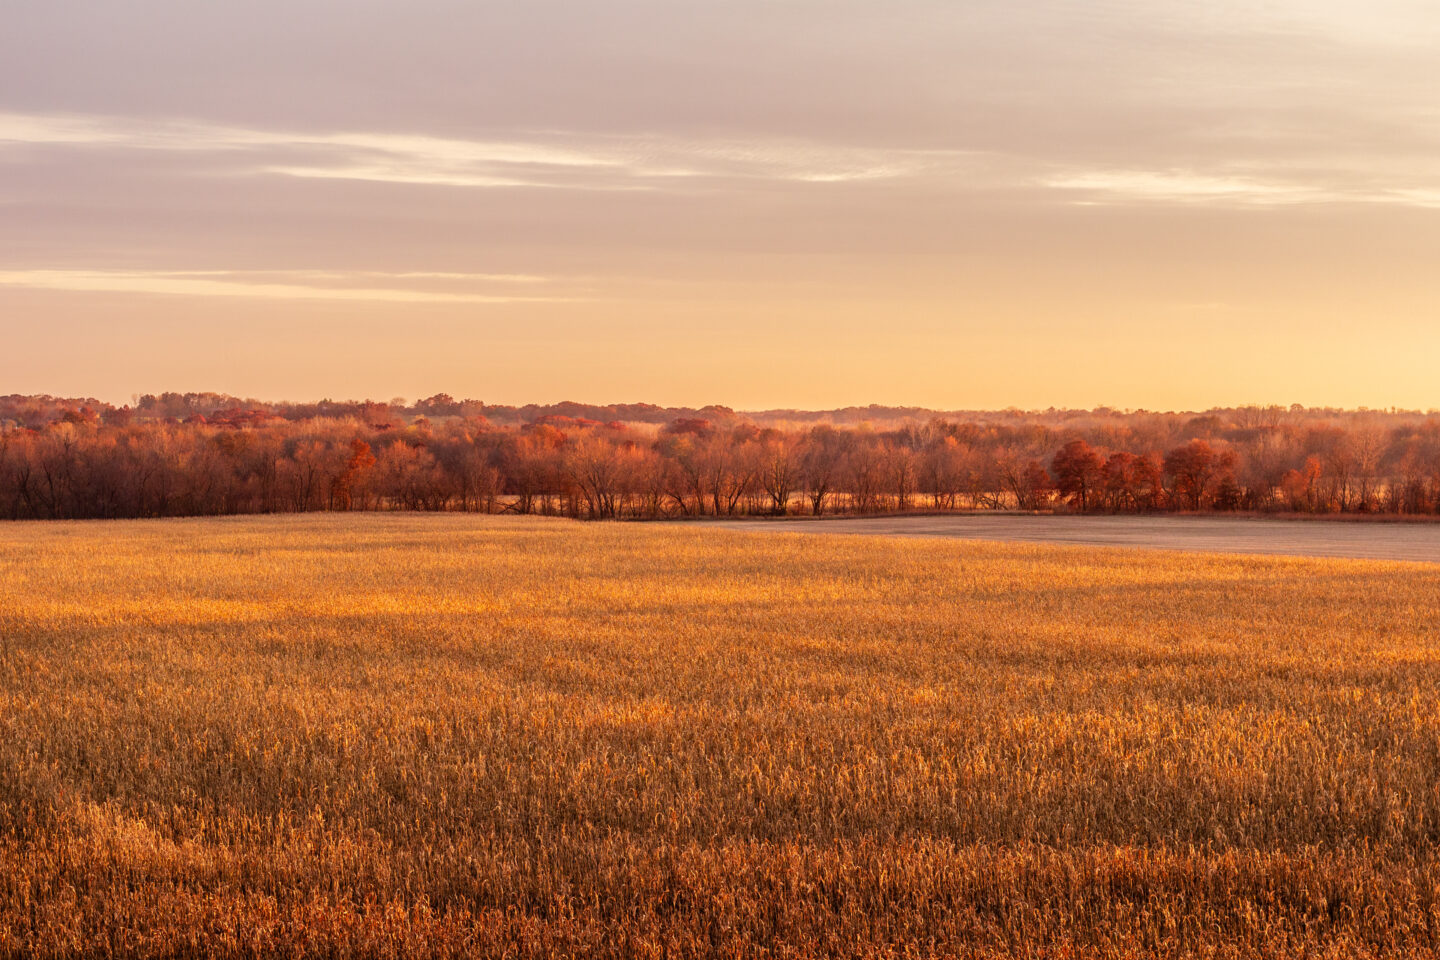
1017;460;1054;510
1163;440;1236;510
1051;440;1104;512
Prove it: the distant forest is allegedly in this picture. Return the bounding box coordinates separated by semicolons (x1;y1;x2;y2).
4;391;1440;520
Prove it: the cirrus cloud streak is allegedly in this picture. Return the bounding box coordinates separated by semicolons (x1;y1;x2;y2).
0;269;584;304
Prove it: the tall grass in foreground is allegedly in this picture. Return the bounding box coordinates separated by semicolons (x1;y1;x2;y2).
2;514;1439;958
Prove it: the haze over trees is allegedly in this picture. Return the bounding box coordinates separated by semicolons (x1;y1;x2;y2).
5;393;1440;520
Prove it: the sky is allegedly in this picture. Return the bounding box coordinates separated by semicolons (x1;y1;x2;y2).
2;0;1438;411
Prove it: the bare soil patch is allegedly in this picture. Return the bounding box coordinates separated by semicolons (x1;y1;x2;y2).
703;514;1440;562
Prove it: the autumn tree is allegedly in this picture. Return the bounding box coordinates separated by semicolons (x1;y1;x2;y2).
1018;461;1054;510
655;426;708;515
1100;451;1140;512
1050;440;1104;512
1163;439;1235;510
922;437;968;510
757;431;796;515
699;429;759;516
566;433;642;519
997;449;1054;511
329;438;377;511
799;426;844;516
843;438;885;513
886;443;919;511
1280;456;1323;512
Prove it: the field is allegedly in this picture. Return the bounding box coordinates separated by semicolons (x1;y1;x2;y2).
3;515;1440;958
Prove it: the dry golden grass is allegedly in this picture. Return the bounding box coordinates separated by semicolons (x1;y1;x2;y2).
2;514;1439;958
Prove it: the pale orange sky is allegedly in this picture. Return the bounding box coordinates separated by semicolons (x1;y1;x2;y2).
2;1;1438;410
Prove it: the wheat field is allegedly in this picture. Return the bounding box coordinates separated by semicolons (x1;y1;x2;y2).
2;514;1439;958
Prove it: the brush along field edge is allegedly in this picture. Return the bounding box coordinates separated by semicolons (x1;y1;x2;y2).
1;514;1439;958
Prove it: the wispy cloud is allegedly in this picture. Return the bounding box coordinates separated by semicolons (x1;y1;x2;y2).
6;111;1439;211
259;164;550;189
1043;168;1440;209
0;269;581;303
0;111;961;190
1043;170;1326;206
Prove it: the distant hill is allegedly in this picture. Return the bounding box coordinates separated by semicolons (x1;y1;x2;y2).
5;392;1423;431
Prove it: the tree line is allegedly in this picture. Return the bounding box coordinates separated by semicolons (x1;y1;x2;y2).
4;395;1440;520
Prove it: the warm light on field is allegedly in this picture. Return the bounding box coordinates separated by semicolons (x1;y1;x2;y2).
3;514;1440;957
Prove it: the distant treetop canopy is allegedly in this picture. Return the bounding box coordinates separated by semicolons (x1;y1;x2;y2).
1;394;1436;520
